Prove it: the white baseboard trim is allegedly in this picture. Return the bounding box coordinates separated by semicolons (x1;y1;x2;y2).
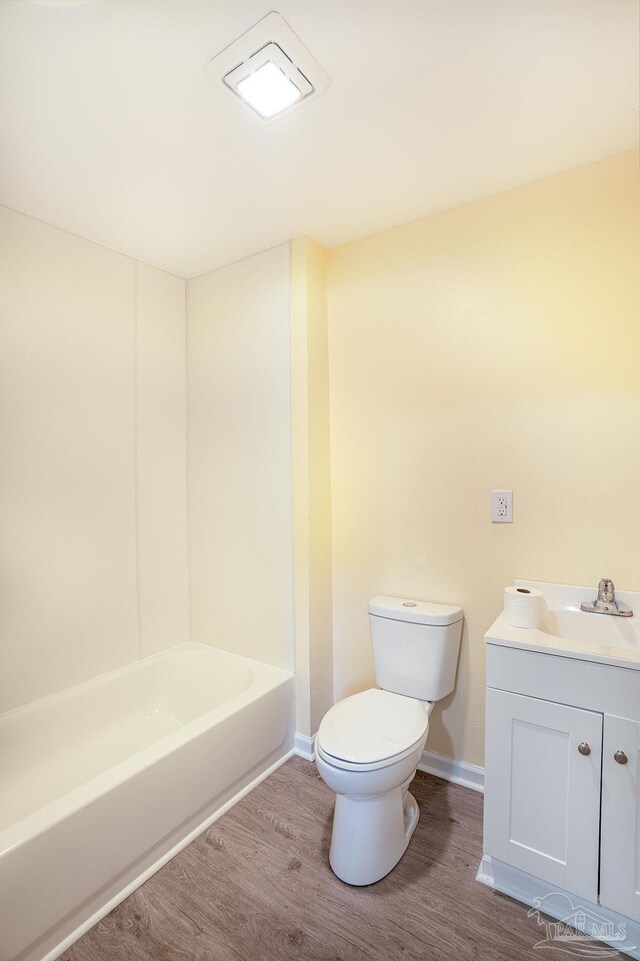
41;748;295;961
477;854;640;960
418;748;484;793
294;731;316;761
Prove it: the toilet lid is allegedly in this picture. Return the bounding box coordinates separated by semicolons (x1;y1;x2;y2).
317;689;429;765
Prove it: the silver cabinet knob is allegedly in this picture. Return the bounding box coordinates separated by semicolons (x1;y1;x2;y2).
578;742;591;756
614;750;629;765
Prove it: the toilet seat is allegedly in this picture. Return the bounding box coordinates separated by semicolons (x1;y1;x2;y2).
316;737;426;773
316;688;430;771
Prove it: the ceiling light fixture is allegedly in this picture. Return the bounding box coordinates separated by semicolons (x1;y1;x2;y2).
205;12;330;121
235;59;303;119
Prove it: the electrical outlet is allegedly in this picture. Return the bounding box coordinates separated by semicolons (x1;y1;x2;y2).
491;490;513;523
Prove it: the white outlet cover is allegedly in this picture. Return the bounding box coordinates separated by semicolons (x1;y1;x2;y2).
491;490;513;523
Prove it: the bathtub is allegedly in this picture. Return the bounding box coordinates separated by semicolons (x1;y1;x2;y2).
0;643;294;961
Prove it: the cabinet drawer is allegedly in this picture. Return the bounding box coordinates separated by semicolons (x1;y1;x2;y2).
487;644;640;720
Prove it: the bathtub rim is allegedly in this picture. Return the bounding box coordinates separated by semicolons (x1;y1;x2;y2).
0;642;293;856
0;640;289;725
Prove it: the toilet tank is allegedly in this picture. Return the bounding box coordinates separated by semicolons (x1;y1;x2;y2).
368;596;463;701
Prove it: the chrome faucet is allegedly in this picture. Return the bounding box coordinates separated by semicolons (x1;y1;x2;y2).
580;578;633;617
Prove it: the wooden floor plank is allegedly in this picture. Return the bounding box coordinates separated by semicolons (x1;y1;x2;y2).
61;758;549;961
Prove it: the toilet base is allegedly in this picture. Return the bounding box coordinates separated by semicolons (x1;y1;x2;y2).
329;786;420;886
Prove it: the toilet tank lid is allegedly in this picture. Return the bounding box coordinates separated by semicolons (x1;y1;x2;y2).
368;595;463;626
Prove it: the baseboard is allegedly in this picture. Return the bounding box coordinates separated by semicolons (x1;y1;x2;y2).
294;731;316;761
477;855;640;960
40;747;295;961
418;748;484;793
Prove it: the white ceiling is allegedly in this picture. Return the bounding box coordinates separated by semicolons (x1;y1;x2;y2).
1;0;638;278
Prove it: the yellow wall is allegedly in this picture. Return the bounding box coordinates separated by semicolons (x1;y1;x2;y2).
0;206;189;711
291;238;333;736
3;148;638;760
326;149;640;766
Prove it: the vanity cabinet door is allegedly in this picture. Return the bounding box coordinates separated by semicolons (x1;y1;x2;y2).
600;715;640;919
484;688;602;902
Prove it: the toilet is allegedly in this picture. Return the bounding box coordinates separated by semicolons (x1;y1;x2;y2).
315;595;463;886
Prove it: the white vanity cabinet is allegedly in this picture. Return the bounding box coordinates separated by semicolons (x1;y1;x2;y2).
484;689;602;903
601;715;640;920
479;581;640;961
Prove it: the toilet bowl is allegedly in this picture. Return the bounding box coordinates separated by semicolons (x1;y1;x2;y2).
315;688;433;885
315;595;463;886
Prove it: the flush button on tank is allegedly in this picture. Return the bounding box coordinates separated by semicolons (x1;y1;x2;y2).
403;602;417;607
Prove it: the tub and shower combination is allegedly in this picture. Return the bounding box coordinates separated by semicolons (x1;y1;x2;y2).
0;643;294;961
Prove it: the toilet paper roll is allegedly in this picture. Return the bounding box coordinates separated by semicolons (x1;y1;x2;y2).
503;585;546;629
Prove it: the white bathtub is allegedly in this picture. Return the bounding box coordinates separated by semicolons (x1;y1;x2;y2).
0;643;294;961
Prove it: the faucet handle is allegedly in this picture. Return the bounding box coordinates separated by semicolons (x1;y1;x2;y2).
598;578;615;603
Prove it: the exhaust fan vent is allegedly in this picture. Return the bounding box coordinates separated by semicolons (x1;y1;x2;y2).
205;12;330;121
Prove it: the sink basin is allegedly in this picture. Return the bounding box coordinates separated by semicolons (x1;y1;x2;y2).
545;608;640;650
486;580;640;669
